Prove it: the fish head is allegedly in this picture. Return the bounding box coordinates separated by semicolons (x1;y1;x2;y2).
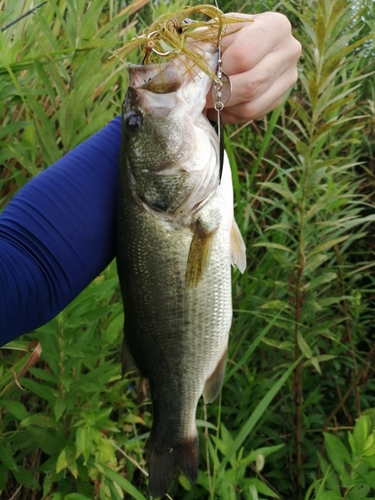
122;44;218;174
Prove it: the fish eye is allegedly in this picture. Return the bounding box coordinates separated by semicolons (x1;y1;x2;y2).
125;110;142;133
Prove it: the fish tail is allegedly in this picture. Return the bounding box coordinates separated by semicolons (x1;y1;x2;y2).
148;432;199;498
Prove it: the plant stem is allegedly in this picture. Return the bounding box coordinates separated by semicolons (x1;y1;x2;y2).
323;343;375;430
293;250;306;500
334;244;361;417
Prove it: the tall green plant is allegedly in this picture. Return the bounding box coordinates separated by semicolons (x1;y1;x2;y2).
228;0;374;497
0;0;146;203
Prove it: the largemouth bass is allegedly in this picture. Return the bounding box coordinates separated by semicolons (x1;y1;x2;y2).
117;43;246;498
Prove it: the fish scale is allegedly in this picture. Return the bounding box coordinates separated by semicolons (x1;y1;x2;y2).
117;43;246;498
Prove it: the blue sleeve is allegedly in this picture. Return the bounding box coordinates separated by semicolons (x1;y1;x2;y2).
0;115;122;346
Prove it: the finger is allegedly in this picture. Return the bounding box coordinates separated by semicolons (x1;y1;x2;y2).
228;49;300;107
206;94;283;125
206;67;295;125
229;69;297;123
206;58;298;123
205;17;301;110
219;52;291;109
221;13;295;75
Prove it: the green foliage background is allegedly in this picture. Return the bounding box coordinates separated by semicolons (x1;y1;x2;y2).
0;0;375;499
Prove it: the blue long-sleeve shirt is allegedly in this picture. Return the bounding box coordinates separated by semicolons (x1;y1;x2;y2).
0;115;122;345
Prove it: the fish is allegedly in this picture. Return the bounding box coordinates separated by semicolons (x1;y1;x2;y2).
116;42;246;498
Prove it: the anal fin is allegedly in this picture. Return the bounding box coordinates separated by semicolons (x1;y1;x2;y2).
230;220;246;273
185;220;216;288
203;347;227;404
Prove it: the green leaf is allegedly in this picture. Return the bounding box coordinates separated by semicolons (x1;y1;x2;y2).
297;331;313;360
259;181;297;205
99;463;147;500
20;413;57;428
317;453;341;493
252;242;293;253
226;309;285;381
306;236;349;258
217;359;299;473
240;444;285;467
64;495;94;500
310;357;322;375
319;492;343;500
178;473;192;491
82;407;113;427
1;400;28;420
56;443;78;478
0;463;7;490
27;427;65;456
242;478;278;497
303;355;336;371
54;398;66;422
356;471;375;489
324;432;351;475
108;479;124;500
247;484;259;500
0;444;18;471
351;416;371;457
249;92;290;185
76;425;93;462
347;482;371;500
307;272;337;291
12;465;40;490
196;419;217;431
20;378;57;404
260;300;288;310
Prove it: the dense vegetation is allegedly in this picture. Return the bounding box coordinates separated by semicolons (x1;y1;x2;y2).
1;0;374;499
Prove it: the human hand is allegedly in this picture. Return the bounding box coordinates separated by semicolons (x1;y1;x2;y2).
205;12;302;124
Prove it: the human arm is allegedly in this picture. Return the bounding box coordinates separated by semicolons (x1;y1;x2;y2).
0;116;121;345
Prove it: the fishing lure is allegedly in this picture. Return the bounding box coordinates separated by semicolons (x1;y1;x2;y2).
110;4;251;83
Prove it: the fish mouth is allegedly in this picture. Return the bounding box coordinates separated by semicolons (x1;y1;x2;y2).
130;63;183;94
124;45;218;124
124;63;184;117
124;63;184;120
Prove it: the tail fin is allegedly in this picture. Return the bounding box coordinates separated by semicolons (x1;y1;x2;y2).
148;433;199;498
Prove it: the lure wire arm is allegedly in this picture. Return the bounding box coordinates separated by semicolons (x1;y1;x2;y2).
213;27;232;183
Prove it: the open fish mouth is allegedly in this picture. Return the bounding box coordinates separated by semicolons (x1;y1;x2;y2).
124;42;218;116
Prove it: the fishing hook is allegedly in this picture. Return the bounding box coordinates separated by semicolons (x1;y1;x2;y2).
146;31;174;57
145;19;196;58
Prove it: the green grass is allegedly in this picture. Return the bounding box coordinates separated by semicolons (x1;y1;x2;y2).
1;0;375;499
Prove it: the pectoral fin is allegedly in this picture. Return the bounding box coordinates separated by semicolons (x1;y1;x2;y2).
121;327;138;376
185;220;216;288
203;348;227;404
230;220;246;273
